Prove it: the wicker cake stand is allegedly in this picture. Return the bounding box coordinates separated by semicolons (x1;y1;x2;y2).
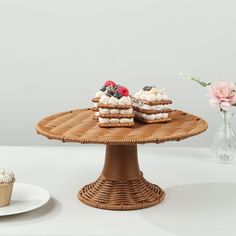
36;109;208;211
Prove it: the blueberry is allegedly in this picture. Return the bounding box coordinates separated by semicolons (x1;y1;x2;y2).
114;92;122;99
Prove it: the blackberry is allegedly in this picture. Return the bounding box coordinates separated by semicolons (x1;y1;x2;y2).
143;86;153;91
100;85;106;92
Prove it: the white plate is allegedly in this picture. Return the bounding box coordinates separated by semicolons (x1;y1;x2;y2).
0;183;50;216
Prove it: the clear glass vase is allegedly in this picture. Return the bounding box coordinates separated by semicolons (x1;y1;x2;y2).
211;111;236;164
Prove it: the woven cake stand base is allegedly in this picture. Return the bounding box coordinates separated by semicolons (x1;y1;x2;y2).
78;144;165;210
36;108;208;211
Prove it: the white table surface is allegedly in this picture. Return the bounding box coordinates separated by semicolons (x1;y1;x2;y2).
0;145;236;236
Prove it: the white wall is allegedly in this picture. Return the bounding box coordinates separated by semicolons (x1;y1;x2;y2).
0;0;235;146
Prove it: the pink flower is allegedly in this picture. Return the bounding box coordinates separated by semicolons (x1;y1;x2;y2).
208;81;236;111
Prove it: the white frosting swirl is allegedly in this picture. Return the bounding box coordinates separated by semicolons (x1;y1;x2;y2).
95;91;104;98
146;94;156;102
118;96;132;105
0;169;15;184
108;96;119;105
134;87;169;101
99;95;110;104
150;87;159;94
99;95;132;106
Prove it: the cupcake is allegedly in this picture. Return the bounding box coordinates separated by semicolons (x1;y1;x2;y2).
0;169;15;207
92;81;117;120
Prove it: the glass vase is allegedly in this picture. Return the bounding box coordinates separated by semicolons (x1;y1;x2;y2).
211;111;236;164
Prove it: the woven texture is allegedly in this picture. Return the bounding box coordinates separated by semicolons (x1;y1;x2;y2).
36;108;208;144
78;173;165;210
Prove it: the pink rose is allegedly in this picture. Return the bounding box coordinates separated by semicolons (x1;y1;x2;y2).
208;81;236;111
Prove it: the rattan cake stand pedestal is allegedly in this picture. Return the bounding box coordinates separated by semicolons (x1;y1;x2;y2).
36;109;207;211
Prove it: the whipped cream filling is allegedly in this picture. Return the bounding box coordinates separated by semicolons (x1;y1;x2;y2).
133;102;169;110
0;169;15;184
99;118;134;124
100;95;132;106
94;103;98;108
95;111;100;117
99;108;133;115
120;118;133;123
134;111;168;120
110;118;120;123
120;108;133;114
110;109;120;114
134;89;169;102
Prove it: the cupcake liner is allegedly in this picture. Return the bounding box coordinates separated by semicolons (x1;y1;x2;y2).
0;181;14;207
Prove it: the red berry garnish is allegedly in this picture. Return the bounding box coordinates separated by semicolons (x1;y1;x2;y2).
115;86;129;97
104;80;116;88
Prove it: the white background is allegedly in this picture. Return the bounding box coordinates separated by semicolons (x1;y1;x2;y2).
0;0;235;146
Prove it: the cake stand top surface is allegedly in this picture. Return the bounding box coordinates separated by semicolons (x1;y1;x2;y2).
36;108;208;145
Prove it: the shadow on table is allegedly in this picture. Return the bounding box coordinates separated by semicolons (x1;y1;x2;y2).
141;183;236;236
0;197;62;225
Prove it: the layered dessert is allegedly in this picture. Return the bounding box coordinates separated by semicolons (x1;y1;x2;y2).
98;85;135;127
0;169;15;207
132;86;172;123
92;80;117;120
